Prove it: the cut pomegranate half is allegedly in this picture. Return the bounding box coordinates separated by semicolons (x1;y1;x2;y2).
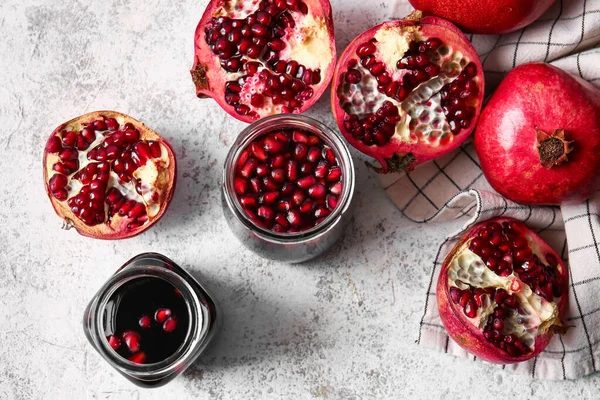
191;0;336;123
437;218;569;363
43;111;177;240
331;12;484;173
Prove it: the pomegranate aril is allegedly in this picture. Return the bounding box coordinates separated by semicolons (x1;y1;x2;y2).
241;158;259;178
287;209;302;227
240;195;258;208
308;183;326;199
163;316;178;333
128;203;146;219
464;299;477;318
128;352;147;364
330;182;342;195
107;335;121;350
46;136;63;153
154;308;172;323
356;42;377;57
139;315;152;329
297;176;316;189
122;330;141;353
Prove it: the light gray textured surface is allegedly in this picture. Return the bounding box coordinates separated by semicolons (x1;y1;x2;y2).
1;0;599;399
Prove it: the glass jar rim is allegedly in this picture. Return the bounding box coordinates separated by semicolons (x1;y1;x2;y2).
92;265;205;377
222;114;355;243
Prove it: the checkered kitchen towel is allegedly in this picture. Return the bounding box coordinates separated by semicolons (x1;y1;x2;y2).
384;0;600;379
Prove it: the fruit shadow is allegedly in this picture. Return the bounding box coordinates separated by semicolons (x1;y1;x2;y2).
155;133;226;235
183;268;318;377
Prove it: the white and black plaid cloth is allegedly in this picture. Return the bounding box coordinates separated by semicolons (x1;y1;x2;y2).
386;0;600;380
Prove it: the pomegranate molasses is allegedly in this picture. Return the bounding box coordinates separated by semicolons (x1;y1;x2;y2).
84;253;220;388
222;115;355;263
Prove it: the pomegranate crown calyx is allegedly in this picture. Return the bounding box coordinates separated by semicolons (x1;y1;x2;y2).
536;128;574;169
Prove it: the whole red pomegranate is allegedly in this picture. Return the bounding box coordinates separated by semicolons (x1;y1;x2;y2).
331;12;484;173
475;63;600;205
44;111;177;239
438;218;569;363
191;0;336;123
409;0;555;34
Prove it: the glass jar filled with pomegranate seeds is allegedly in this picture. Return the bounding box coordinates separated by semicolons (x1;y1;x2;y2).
222;115;355;263
83;253;220;388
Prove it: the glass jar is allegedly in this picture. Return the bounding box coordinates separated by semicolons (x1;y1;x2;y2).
222;114;356;263
83;253;220;388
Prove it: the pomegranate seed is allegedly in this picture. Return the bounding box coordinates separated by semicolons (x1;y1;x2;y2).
59;149;78;161
327;167;342;182
287;209;302;227
261;192;279;204
148;141;162;158
314;206;330;219
346;69;362;84
293;131;308;143
103;118;118;131
449;287;462;303
235;177;248;195
128;352;147;364
459;292;472;307
128;203;146;219
240;195;258;207
294;143;309;160
330;182;342;195
286;160;298;181
256;164;269;177
258;206;275;221
107;335;121;350
163;316;178;333
308;183;326;199
155;308;172;323
271;168;286;183
326;195;338;210
49;174;68;191
251;142;268;161
504;295;518;308
264;137;285;154
122;330;141;353
46;136;62;153
356;42;377;57
250;94;264;108
93;120;107;131
277;200;292;211
314;161;329;178
139;315;152;329
464;299;477;318
289;189;305;206
297;176;316;189
241;158;258;178
249;178;261;193
494;289;508;304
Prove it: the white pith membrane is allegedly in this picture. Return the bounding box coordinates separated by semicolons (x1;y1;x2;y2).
45;115;171;232
447;242;561;351
337;25;478;147
207;0;332;118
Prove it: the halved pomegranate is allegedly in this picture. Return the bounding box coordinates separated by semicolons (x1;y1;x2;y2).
43;111;176;240
409;0;555;34
331;12;484;173
437;218;569;363
191;0;336;122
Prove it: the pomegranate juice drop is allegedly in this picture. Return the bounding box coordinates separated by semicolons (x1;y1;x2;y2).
104;277;190;364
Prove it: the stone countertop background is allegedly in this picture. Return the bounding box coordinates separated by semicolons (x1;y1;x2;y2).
0;0;598;399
